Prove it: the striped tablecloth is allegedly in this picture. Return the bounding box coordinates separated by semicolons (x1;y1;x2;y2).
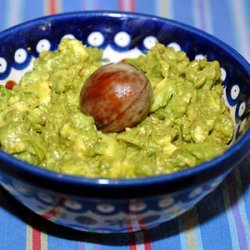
0;1;249;250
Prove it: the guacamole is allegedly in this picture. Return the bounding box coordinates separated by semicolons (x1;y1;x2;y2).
0;39;234;178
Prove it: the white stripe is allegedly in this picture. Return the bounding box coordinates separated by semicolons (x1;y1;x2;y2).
192;0;200;29
193;207;204;250
179;216;188;250
222;183;241;250
204;0;213;34
178;207;204;250
6;0;22;28
130;212;146;250
231;0;250;61
26;225;33;250
234;168;250;248
156;0;167;18
135;233;146;250
41;232;48;250
124;0;131;11
167;0;174;19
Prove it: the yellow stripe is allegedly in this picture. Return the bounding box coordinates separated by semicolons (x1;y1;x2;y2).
56;0;62;13
44;0;49;16
180;209;197;250
26;225;33;250
41;231;48;250
43;0;49;16
185;214;197;250
159;0;168;18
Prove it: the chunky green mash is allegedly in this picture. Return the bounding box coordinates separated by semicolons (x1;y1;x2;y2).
0;39;234;178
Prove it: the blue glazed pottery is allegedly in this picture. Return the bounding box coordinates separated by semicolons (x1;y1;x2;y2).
0;11;249;234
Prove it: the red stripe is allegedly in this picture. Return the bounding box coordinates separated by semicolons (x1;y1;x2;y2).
127;215;137;250
128;214;153;249
129;237;137;250
42;198;65;219
125;201;137;250
118;0;136;11
49;0;57;15
130;0;136;12
143;230;152;250
137;213;152;250
118;0;124;11
32;228;41;250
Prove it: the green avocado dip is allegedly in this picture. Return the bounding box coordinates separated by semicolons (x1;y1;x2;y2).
0;39;234;178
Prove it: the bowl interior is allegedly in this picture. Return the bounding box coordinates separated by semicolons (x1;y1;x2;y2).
0;11;249;183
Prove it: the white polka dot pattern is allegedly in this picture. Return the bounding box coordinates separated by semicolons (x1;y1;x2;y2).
220;67;227;81
167;42;181;51
36;39;51;53
37;192;54;204
188;187;203;199
0;57;7;73
114;31;130;47
96;204;115;213
230;85;240;100
158;197;174;208
14;48;28;64
129;201;146;212
143;36;158;49
13;181;28;194
195;54;205;60
61;34;75;40
87;32;104;47
238;102;246;117
65;199;82;210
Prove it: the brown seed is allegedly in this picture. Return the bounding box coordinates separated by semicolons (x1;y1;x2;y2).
80;62;152;133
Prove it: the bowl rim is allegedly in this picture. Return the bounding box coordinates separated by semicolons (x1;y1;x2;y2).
0;10;249;193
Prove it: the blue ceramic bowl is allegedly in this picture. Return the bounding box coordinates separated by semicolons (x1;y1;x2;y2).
0;11;249;234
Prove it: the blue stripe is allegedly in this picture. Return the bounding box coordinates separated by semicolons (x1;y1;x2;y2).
49;231;130;250
179;218;188;250
211;0;238;51
0;0;7;31
4;0;11;28
151;218;182;249
193;210;204;250
0;188;26;250
241;0;250;61
243;0;250;41
93;234;129;250
48;233;79;250
99;243;129;250
197;187;234;250
135;0;157;15
172;0;194;26
62;0;82;12
23;0;44;21
240;159;250;229
18;0;24;24
85;0;96;10
98;0;118;10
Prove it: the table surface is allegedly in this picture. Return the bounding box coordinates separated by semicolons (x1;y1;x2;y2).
0;1;249;250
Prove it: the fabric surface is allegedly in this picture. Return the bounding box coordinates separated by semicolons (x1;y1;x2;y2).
0;0;249;249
